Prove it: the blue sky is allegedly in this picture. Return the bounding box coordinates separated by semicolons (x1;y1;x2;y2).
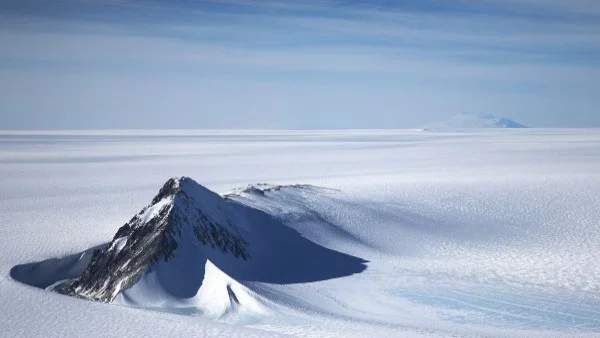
1;0;599;128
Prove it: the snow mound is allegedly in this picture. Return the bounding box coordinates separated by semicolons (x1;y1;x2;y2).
114;259;269;322
421;113;528;130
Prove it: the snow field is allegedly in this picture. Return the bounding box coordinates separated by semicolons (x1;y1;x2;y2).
2;129;600;337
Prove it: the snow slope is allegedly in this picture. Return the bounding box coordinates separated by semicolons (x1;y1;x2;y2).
421;113;528;130
2;129;600;337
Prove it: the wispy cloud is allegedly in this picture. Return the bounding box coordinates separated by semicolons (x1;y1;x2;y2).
1;0;599;128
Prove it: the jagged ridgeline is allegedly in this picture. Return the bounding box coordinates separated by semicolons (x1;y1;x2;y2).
56;177;250;302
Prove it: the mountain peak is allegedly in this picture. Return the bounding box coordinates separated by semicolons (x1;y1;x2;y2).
56;176;249;302
421;113;528;130
150;176;184;203
151;176;219;204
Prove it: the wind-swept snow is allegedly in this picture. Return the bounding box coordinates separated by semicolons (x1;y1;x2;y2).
3;129;600;337
114;259;270;322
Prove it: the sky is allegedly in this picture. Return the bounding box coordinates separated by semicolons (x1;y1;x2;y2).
1;0;599;129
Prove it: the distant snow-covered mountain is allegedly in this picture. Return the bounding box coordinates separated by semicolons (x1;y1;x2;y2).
421;113;528;130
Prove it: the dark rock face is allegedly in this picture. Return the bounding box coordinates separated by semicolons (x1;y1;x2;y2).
56;177;249;303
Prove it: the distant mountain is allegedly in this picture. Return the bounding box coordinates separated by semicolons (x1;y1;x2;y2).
420;113;529;130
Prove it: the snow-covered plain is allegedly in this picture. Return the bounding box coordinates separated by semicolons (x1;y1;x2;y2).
2;129;600;337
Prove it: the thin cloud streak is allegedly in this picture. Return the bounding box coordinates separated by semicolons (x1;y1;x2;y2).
0;0;599;128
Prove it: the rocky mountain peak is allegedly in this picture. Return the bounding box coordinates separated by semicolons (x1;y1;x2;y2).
55;177;249;302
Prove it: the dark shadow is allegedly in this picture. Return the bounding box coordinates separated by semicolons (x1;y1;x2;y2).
10;244;107;289
211;201;368;284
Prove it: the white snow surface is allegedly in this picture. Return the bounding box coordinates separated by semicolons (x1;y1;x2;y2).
114;259;269;322
421;113;528;130
2;129;600;337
